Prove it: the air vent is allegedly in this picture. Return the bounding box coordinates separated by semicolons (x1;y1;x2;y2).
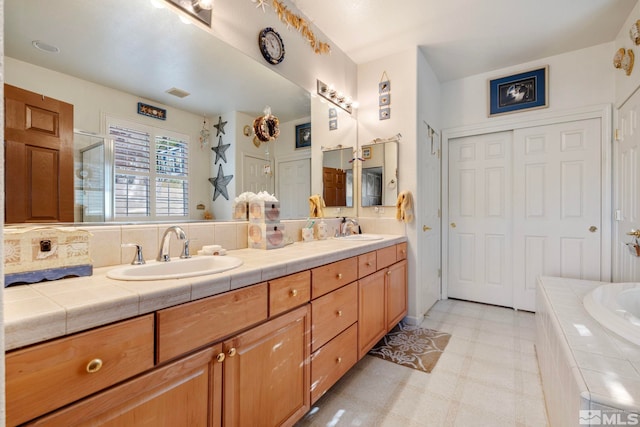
165;87;191;98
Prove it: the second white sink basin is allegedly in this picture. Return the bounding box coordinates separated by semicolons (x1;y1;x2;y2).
107;256;243;281
335;234;384;241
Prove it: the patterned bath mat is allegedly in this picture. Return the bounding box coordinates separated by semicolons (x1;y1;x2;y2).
368;322;451;373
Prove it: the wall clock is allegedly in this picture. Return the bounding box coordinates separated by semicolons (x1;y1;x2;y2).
258;27;285;65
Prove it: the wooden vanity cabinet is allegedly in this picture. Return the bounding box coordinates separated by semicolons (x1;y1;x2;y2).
26;345;223;427
223;305;310;427
387;259;408;330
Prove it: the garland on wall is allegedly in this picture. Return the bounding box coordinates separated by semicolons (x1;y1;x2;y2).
253;0;331;55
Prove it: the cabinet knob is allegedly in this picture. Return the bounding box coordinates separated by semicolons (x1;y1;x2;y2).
366;262;371;266
387;271;391;276
86;358;103;374
337;273;342;280
290;289;298;297
216;353;226;363
228;348;237;357
337;310;343;317
336;357;342;364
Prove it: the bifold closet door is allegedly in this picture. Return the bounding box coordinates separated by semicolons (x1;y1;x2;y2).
512;118;602;311
448;132;513;307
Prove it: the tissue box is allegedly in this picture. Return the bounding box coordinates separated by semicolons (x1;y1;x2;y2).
232;201;249;220
248;200;280;223
248;222;285;250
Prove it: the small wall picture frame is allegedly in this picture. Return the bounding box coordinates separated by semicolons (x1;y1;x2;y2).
329;119;338;131
379;94;390;106
295;122;311;149
329;107;337;118
362;146;372;159
488;65;548;116
379;80;391;94
379;108;391;121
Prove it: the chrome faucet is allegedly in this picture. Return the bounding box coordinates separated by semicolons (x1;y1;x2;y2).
157;226;187;262
340;217;359;237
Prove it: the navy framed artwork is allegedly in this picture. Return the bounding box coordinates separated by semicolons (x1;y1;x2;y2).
295;122;311;149
488;66;548;117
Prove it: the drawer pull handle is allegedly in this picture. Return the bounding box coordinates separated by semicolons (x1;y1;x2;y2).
336;357;342;364
86;358;103;374
337;310;343;317
290;289;298;297
337;273;343;280
216;353;226;363
228;348;237;357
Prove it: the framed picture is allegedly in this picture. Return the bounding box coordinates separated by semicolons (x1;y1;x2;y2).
488;66;548;117
295;122;311;149
379;107;390;120
379;94;390;106
379;80;390;94
329;107;337;118
362;146;372;159
329;119;338;131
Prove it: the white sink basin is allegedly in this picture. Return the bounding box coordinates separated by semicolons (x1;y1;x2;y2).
335;234;384;241
107;256;244;281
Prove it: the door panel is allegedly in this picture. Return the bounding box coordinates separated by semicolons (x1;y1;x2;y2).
242;154;273;195
277;158;310;219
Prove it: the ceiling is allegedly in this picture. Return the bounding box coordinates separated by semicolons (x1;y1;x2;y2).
291;0;638;82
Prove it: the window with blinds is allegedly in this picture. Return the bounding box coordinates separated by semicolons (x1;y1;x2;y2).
108;119;189;219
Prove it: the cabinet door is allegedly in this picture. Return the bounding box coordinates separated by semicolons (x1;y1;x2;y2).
223;305;310;427
387;260;408;330
28;345;223;427
358;270;387;359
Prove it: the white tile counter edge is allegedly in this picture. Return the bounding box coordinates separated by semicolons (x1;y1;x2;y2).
5;234;406;351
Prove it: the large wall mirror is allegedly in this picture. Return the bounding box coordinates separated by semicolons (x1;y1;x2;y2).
322;147;354;208
4;0;316;224
360;141;398;207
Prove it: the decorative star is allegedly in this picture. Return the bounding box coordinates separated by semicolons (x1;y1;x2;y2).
214;116;227;136
252;0;267;12
212;136;230;164
209;164;234;201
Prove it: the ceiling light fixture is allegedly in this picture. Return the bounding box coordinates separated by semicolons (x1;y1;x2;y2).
317;79;354;114
32;40;60;54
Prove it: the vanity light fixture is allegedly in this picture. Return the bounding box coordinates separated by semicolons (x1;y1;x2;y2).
317;79;354;114
192;0;213;11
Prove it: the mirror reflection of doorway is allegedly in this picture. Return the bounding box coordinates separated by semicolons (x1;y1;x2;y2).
361;167;382;206
323;167;347;207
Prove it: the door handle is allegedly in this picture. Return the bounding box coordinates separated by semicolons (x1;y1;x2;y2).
627;229;640;238
450;222;456;228
589;226;598;233
423;225;431;232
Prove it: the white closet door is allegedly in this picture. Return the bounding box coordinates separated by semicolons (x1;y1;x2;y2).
513;118;602;311
277;158;311;219
448;132;513;307
615;94;640;282
242;154;274;195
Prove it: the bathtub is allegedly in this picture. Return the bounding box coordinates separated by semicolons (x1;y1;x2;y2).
583;283;640;346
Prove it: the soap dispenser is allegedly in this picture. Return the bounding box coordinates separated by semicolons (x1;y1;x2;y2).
317;219;329;240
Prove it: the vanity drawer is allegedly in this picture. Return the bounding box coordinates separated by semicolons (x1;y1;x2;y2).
311;257;358;298
358;251;377;278
377;245;397;269
6;314;154;426
396;242;407;261
269;270;311;317
156;283;268;363
311;282;357;352
311;323;358;403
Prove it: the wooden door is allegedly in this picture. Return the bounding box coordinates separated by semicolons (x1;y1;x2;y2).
386;260;408;330
223;305;310;427
615;94;640;282
448;132;513;307
357;270;386;359
5;84;74;223
27;346;223;427
512;118;602;310
323;166;346;206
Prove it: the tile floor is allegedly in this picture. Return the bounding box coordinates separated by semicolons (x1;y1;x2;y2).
296;299;549;426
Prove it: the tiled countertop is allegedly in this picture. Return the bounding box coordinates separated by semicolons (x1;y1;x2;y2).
538;276;640;412
5;234;406;351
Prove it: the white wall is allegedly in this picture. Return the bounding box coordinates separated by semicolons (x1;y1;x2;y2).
441;42;616;129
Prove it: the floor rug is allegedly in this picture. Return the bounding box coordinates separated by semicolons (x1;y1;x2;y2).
368;322;451;373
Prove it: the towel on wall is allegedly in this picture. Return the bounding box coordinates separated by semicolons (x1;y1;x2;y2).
396;190;414;223
309;194;326;218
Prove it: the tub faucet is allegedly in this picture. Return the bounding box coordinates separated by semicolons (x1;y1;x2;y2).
340;217;359;237
157;226;187;262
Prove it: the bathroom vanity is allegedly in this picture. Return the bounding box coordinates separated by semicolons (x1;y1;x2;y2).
5;236;407;426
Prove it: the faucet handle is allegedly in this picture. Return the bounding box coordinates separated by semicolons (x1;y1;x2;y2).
122;243;145;265
180;239;195;259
